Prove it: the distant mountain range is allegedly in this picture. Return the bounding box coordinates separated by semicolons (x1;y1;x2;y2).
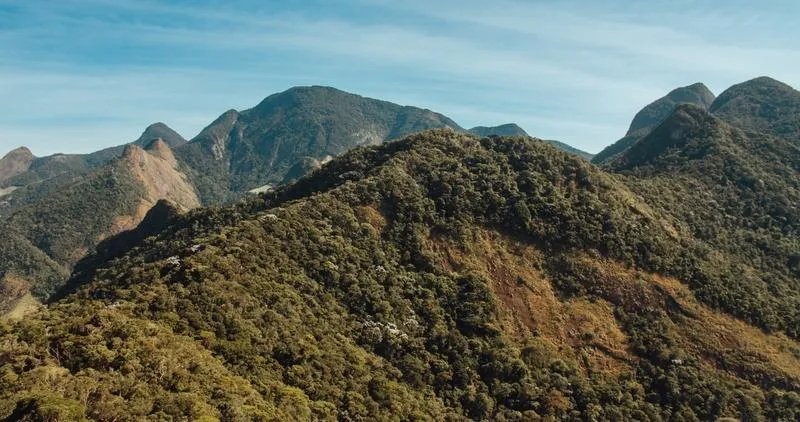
2;78;800;420
0;86;592;311
594;76;800;165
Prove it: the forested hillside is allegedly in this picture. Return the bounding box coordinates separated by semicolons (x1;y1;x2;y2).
610;103;800;337
710;76;800;146
0;140;199;307
176;86;464;204
2;130;798;420
593;83;715;164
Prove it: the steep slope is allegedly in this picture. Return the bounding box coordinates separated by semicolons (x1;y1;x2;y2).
0;147;34;184
1;123;186;200
0;228;69;309
2;130;798;420
176;86;464;204
610;104;800;336
593;83;715;164
710;76;800;145
1;140;199;300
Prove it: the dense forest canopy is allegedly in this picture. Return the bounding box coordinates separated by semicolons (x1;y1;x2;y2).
2;129;799;420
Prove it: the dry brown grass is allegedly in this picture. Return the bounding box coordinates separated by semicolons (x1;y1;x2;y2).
427;230;634;375
424;228;800;384
580;256;800;383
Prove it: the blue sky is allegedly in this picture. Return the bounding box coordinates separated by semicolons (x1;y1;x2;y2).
1;0;798;156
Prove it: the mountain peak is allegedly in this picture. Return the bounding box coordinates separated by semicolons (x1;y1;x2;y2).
611;103;725;171
468;123;529;137
135;122;186;148
0;146;36;183
592;82;716;164
143;138;173;159
710;76;800;145
626;82;715;135
3;146;34;158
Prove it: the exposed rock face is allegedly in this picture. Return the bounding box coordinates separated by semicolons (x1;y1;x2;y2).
0;146;35;184
112;140;200;235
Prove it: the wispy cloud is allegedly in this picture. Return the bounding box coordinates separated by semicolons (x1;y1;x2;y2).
0;0;797;155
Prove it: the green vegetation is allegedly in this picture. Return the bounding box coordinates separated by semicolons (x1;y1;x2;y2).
1;158;147;300
2;130;798;420
176;86;464;204
610;104;800;338
0;228;68;302
467;124;528;137
710;76;800;146
593;83;715;164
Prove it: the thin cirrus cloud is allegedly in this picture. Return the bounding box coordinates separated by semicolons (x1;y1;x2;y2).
0;0;797;156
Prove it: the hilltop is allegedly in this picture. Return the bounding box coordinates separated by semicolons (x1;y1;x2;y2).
468;123;529;137
609;103;800;336
710;76;800;145
468;124;594;160
593;83;715;164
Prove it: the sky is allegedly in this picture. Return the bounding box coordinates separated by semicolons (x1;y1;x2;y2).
1;0;799;156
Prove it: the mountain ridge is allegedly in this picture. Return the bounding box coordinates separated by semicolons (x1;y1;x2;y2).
592;82;715;164
176;85;466;204
0;140;199;301
2;129;798;420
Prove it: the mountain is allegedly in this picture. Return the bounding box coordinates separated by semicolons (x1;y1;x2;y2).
0;123;186;218
0;228;68;313
0;139;199;303
1;123;185;188
0;147;34;184
592;83;715;164
543;139;594;160
710;76;800;145
2;129;798;420
134;122;187;148
468;123;529;137
176;86;464;204
609;103;800;335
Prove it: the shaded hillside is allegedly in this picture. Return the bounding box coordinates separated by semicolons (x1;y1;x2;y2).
0;140;199;300
710;76;800;145
593;83;715;164
2;130;798;420
176;86;464;204
0;228;69;306
610;104;800;336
